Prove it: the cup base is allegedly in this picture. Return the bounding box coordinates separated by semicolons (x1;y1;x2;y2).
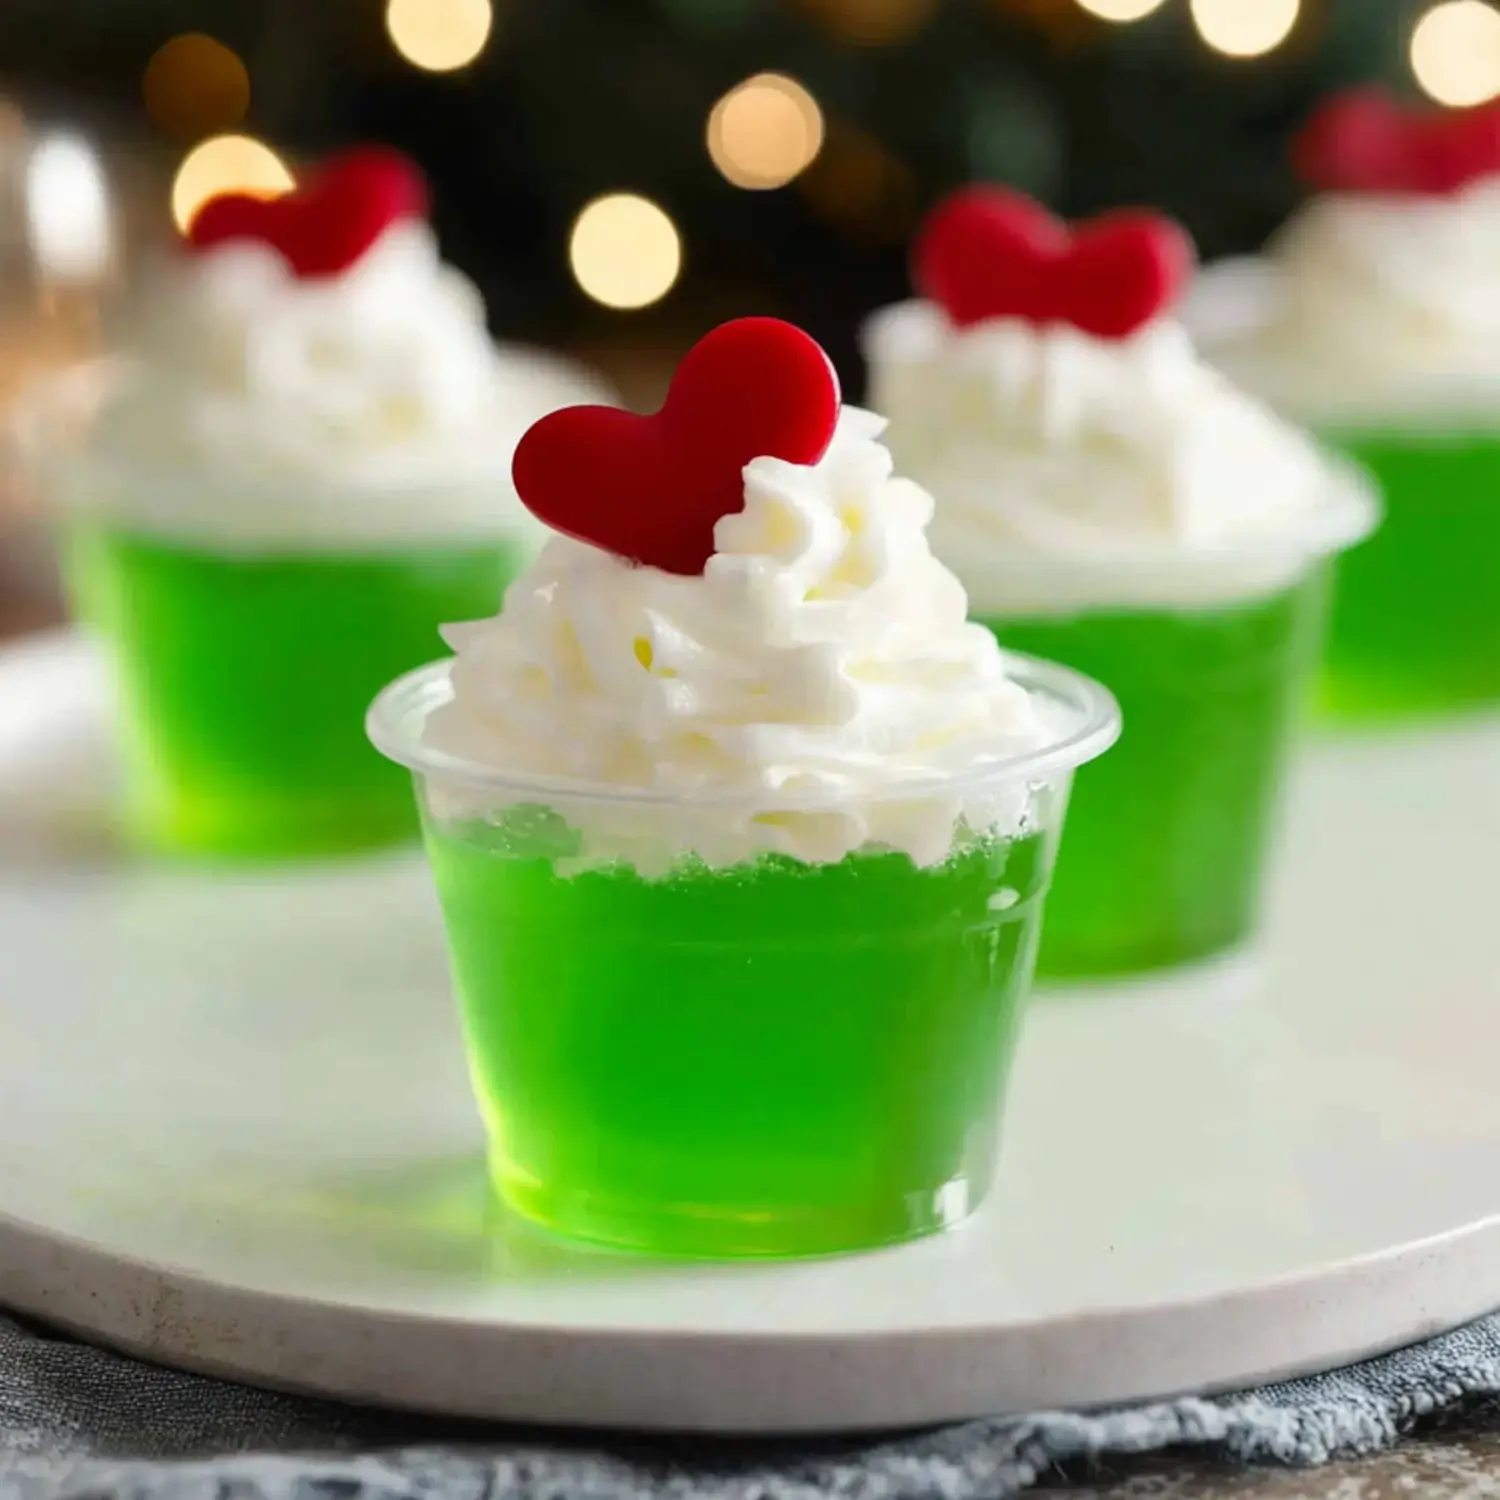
491;1154;983;1260
1313;671;1500;727
1032;927;1251;984
122;790;418;862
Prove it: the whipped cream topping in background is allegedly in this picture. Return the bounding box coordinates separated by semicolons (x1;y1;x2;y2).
58;221;613;549
862;301;1374;614
421;409;1088;872
1187;177;1500;427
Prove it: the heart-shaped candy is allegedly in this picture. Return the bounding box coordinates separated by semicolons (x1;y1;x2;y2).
1293;89;1500;196
186;145;429;278
912;185;1194;340
512;318;841;577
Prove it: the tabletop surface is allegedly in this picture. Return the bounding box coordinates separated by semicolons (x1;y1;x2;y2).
1;568;1496;1497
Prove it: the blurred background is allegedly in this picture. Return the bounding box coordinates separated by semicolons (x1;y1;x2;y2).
0;0;1492;626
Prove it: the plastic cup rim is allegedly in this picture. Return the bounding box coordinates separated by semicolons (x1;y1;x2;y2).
366;650;1122;813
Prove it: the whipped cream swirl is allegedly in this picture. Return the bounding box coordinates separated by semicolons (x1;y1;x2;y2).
862;302;1374;613
1189;177;1500;426
422;409;1082;871
65;222;612;549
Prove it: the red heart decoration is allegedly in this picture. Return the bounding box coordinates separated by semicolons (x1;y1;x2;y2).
1293;89;1500;196
186;145;429;278
912;186;1195;339
512;318;841;577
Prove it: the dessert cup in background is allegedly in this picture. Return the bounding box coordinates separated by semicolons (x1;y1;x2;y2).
44;148;613;859
864;188;1377;981
968;568;1333;980
1306;430;1500;720
1189;90;1500;723
371;319;1119;1258
66;486;510;858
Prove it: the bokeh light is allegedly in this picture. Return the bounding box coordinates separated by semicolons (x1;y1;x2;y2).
143;34;250;142
789;0;939;47
170;134;294;235
798;120;919;245
26;133;113;283
1073;0;1166;21
1411;1;1500;105
569;194;682;310
386;0;494;72
708;74;824;190
1189;0;1300;56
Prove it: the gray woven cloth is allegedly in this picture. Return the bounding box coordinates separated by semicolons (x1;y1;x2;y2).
6;1311;1500;1500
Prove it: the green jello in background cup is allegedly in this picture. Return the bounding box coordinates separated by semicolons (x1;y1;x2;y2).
865;188;1379;980
370;318;1120;1258
62;474;521;859
961;535;1367;980
1189;89;1500;723
1310;429;1500;720
37;147;612;859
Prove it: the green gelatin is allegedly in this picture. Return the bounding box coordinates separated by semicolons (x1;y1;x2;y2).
982;574;1326;980
1317;430;1500;722
422;809;1058;1258
68;525;514;859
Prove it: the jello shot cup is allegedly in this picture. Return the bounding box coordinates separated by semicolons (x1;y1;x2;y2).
970;479;1374;980
60;459;526;859
865;186;1381;980
41;146;611;859
369;649;1118;1258
1195;392;1500;725
1189;90;1500;722
367;315;1120;1256
1314;427;1500;720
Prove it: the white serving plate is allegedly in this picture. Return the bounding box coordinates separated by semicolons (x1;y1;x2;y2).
1;630;1498;1433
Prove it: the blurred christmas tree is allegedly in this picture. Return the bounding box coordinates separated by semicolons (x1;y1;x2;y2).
0;0;1442;389
333;0;1422;386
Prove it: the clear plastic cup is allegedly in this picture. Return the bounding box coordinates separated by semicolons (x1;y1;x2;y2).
22;377;518;860
1312;426;1500;721
61;480;519;861
22;355;596;860
1187;264;1500;721
963;463;1379;980
368;653;1119;1259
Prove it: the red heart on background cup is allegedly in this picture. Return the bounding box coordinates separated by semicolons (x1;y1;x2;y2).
186;146;429;278
512;318;841;577
1293;89;1500;196
912;186;1195;340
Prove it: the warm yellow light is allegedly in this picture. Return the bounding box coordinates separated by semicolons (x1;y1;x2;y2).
1189;0;1299;56
707;74;824;190
143;33;250;141
385;0;493;72
1411;1;1500;106
171;135;294;234
569;193;682;311
1073;0;1165;20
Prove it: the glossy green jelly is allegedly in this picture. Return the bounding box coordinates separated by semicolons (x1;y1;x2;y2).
982;574;1326;980
422;809;1058;1258
68;525;513;859
1317;431;1500;722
